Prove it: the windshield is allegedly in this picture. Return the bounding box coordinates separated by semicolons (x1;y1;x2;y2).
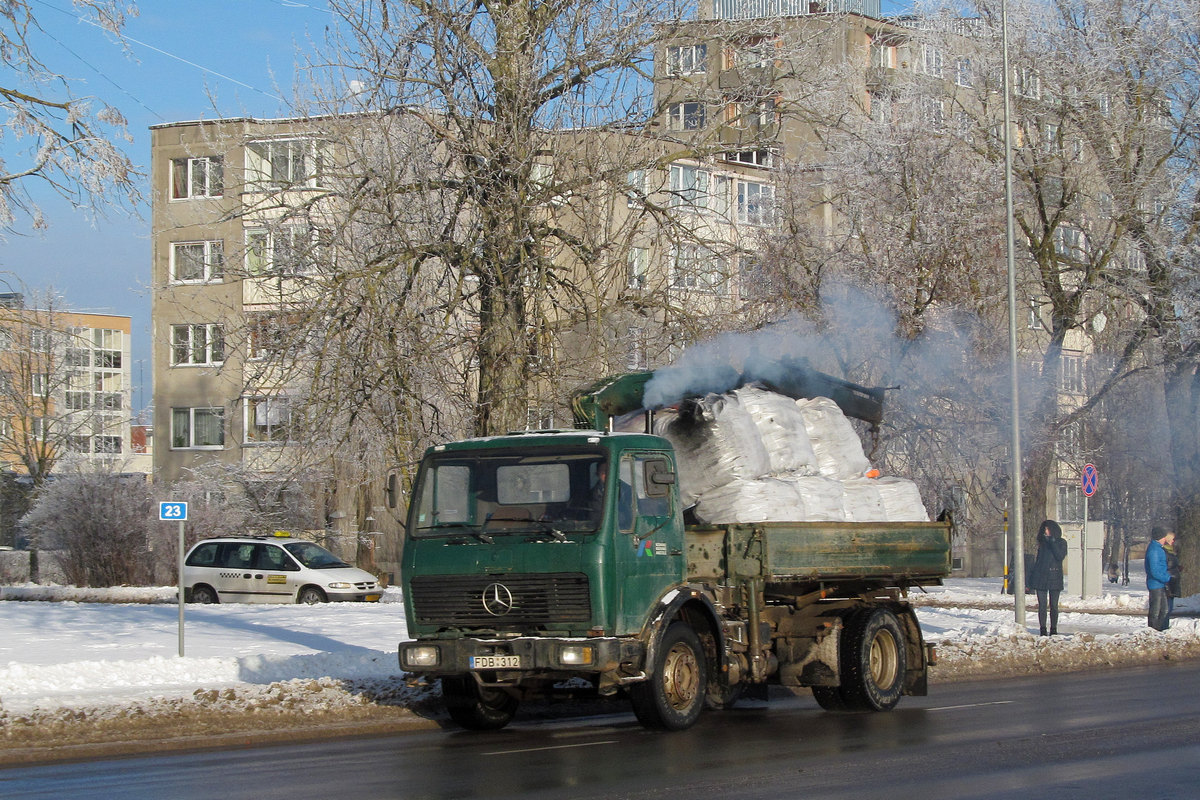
284;541;350;569
411;449;607;537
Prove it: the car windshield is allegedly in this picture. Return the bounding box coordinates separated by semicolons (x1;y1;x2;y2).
283;541;350;569
411;449;607;538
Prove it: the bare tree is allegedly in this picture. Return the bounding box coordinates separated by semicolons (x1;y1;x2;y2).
0;1;140;230
21;464;155;586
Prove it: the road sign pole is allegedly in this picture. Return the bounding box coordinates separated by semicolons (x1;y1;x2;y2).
1082;495;1088;600
178;519;186;657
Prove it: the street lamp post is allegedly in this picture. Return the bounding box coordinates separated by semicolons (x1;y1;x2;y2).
1001;0;1027;627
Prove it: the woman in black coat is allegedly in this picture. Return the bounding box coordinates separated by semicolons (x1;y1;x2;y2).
1029;519;1069;635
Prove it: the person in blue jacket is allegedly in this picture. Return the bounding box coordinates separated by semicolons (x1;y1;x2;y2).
1145;526;1176;631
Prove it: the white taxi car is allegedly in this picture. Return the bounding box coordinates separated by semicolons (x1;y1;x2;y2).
183;534;382;604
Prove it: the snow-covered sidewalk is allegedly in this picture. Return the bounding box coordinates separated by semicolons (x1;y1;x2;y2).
0;573;1197;721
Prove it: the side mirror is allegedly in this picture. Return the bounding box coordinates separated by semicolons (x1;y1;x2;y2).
386;473;398;509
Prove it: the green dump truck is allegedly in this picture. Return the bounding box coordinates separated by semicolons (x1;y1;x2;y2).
398;366;951;731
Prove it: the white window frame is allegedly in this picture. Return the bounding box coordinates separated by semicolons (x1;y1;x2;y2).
170;240;225;283
669;164;711;210
1057;484;1084;522
922;44;944;78
1016;67;1041;99
31;373;50;396
1054;225;1085;260
737;180;774;226
171;323;225;366
667;102;706;131
243;396;294;444
171;407;225;450
666;43;707;75
627;247;649;290
245;226;322;276
625;169;647;207
245;138;327;189
954;58;973;88
170;155;224;199
1060;353;1084;394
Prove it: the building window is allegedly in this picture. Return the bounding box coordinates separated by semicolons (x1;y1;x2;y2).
626;326;648;371
1057;484;1084;522
722;149;774;167
666;43;707;75
68;435;90;454
671;245;728;294
171;324;225;366
31;373;49;396
667;102;706;131
922;45;944;78
244;396;293;443
65;391;90;411
1060;352;1083;394
248;313;306;360
96;392;122;411
1016;67;1041;99
1054;226;1085;260
871;38;897;69
95;435;122;454
954;58;973;88
627;247;649;290
245;138;327;189
737;180;774;226
0;328;11;350
1028;298;1044;329
669;164;710;210
29;328;51;351
65;346;90;367
1058;419;1084;462
171;407;225;449
170;156;224;199
739;253;774;300
526;407;555;431
93;328;122;369
245;226;323;276
171;240;225;283
626;169;647;207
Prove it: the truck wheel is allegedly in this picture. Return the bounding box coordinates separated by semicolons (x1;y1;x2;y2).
441;675;519;731
811;685;849;711
839;607;906;711
630;622;708;730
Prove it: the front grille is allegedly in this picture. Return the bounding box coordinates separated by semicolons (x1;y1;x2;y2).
410;572;591;627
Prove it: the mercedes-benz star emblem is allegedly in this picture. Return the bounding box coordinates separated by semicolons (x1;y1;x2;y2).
482;582;515;616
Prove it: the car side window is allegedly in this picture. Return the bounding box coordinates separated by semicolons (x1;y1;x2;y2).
220;543;256;569
258;544;298;571
185;542;219;567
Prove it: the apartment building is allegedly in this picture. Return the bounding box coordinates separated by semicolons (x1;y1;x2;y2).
0;295;136;472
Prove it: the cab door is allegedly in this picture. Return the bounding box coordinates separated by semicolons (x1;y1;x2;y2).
255;543;301;602
613;452;685;634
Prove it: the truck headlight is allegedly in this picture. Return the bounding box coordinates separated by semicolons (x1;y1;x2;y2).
326;582;352;589
558;644;595;666
403;645;440;668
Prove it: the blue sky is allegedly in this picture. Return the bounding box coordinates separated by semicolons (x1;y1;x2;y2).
2;0;332;412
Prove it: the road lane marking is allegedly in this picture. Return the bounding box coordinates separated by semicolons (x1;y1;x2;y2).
484;740;619;756
926;700;1015;711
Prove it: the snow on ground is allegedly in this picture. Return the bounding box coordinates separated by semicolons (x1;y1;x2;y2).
0;565;1198;726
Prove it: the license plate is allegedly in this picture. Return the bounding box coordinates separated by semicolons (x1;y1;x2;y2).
470;655;521;669
364;594;381;602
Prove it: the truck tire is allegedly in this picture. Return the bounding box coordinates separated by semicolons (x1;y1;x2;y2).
811;685;849;711
838;607;906;711
441;675;519;731
630;622;708;730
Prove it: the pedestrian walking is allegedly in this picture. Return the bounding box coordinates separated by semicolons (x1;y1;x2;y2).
1028;519;1068;636
1163;533;1182;617
1145;526;1176;631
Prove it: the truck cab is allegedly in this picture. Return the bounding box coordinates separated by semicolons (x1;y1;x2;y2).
399;430;689;727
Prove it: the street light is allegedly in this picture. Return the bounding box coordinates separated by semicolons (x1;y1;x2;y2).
1001;0;1027;628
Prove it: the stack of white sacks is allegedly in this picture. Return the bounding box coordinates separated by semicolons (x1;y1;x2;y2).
652;384;929;524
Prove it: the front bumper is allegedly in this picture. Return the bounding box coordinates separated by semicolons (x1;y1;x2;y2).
399;636;639;675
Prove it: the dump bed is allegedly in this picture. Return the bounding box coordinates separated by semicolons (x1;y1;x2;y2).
686;521;952;587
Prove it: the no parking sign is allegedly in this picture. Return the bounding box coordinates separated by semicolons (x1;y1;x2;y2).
1081;463;1098;497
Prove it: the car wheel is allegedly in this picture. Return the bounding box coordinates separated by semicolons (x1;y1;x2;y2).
190;585;219;604
298;586;327;605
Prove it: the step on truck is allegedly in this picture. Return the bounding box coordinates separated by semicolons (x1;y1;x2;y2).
398;365;951;731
